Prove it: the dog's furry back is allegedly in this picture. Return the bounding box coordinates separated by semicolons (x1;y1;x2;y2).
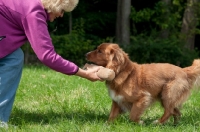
107;44;200;91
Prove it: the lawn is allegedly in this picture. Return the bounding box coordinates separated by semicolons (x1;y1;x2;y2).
2;65;200;132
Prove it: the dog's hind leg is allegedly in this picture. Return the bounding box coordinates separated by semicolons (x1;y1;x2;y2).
173;107;181;125
154;94;174;124
155;78;188;124
155;108;173;124
155;107;181;124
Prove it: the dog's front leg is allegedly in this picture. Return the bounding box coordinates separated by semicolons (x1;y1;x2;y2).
129;98;149;125
108;100;122;122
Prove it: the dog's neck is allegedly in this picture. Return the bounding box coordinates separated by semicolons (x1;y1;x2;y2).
106;60;137;88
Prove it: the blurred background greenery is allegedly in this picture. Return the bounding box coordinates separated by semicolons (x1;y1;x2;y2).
22;0;200;67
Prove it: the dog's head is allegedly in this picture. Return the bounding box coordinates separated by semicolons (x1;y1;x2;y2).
86;43;129;73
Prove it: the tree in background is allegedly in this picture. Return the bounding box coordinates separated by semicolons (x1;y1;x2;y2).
181;0;200;50
159;0;171;39
116;0;131;45
22;0;200;66
129;0;199;66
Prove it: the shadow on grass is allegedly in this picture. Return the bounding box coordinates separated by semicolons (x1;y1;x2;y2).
10;107;108;126
10;105;200;127
142;107;200;127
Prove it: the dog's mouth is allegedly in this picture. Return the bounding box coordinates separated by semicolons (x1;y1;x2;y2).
86;60;106;67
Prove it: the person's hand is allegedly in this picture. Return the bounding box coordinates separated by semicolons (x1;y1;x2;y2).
75;67;104;82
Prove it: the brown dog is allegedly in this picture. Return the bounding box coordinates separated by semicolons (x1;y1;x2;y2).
86;43;200;125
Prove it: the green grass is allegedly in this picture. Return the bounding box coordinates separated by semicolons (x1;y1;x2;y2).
3;65;200;132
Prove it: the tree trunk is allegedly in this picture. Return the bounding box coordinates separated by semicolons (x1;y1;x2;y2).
181;0;199;50
116;0;121;44
116;0;131;46
159;0;171;39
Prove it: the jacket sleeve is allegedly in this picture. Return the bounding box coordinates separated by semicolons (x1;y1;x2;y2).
22;10;79;75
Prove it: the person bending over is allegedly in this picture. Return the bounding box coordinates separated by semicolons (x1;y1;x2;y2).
0;0;102;127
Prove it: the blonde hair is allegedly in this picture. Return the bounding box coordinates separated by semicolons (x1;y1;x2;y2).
41;0;79;13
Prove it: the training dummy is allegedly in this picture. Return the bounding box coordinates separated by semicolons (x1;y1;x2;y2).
83;63;115;81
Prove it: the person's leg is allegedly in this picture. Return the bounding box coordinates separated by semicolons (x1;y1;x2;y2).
0;48;24;122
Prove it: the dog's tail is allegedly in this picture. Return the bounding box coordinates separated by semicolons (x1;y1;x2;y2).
183;59;200;88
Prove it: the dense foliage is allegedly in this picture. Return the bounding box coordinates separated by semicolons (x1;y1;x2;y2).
49;32;199;67
127;34;199;67
51;31;95;66
23;0;200;67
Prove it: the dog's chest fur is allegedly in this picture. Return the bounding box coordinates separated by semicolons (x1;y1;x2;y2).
106;85;131;112
109;88;124;103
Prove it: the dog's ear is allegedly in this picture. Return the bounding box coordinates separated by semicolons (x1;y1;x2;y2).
112;44;120;49
107;46;125;68
113;48;125;64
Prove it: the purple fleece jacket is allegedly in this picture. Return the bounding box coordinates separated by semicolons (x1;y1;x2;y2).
0;0;79;75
